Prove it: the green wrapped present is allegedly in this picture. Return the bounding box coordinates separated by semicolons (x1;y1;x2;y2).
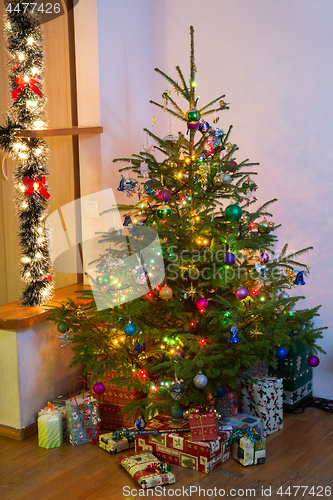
269;342;313;410
230;427;266;466
99;428;135;454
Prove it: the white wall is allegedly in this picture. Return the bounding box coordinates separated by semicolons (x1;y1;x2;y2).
96;0;333;398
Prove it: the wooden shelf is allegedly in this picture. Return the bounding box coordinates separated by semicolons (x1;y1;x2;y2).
0;284;91;330
15;126;103;138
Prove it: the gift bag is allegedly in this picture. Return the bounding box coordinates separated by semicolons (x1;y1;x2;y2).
65;376;101;446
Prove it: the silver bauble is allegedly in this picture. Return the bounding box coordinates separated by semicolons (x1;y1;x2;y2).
193;372;208;388
222;173;232;184
279;292;290;299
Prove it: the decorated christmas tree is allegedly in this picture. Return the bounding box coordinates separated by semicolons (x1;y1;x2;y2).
48;27;325;419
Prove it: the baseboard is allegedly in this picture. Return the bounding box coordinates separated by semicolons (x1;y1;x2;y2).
0;422;37;440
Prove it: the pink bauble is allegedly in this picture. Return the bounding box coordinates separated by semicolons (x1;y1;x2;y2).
158;190;171;202
93;381;106;395
261;251;269;264
307;355;320;367
229;160;238;171
235;286;248;300
195;297;208;310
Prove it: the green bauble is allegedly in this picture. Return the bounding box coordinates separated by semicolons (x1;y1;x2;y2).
58;322;69;334
257;219;273;234
225;204;243;222
170;405;183;419
157;205;171;218
186;108;201;123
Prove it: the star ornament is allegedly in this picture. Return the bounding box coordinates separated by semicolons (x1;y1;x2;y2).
249;325;263;338
151;116;157;126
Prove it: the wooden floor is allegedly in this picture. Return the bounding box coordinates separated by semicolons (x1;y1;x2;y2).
0;409;332;500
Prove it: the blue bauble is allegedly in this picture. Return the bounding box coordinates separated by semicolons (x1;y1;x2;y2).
124;322;136;336
134;341;145;353
198;120;210;133
134;416;146;431
144;180;157;195
223;252;236;266
170;406;183;419
215;386;226;398
275;346;288;360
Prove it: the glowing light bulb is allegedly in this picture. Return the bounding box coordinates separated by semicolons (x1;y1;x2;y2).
37;227;43;233
20;185;26;192
36;252;42;259
18;53;25;61
22;202;28;208
24;75;30;83
33;182;39;190
170;349;175;354
33;120;45;129
31;67;39;74
200;338;206;345
22;257;30;263
18;152;27;159
147;291;153;298
14;142;22;151
42;290;48;298
27;101;37;109
177;172;182;178
37;237;43;244
160;345;165;349
35;148;42;155
27;37;34;45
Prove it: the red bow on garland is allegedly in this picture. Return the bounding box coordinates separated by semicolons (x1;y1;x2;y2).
23;177;50;200
12;75;43;100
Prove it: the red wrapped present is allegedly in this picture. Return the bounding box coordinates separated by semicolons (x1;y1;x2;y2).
142;414;190;434
225;387;238;416
189;412;218;441
135;429;232;474
99;402;140;431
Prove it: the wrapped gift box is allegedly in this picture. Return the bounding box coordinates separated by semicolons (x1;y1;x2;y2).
222;413;262;434
142;414;190;434
225;388;238;416
135;429;232;474
99;429;135;454
241;377;283;436
189;413;218;441
269;343;313;410
232;430;266;466
119;452;176;489
98;402;141;431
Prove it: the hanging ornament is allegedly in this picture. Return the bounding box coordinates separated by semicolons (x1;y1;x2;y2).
93;381;106;395
123;214;132;226
170;406;183;419
235;286;248;299
158;189;171;202
75;305;85;317
222;173;232;184
228;160;238;171
198;119;210;133
193;372;207;388
157;205;171;219
159;285;173;300
58;329;73;348
57;322;69;334
117;176;138;197
260;251;269;264
197;163;211;189
257;218;274;234
195;296;208;310
279;291;290;299
134;341;146;353
163;133;179;145
225;204;242;222
294;271;306;285
249;325;264;338
134;416;146;431
124;321;136;336
139;161;149;177
168;380;187;400
215;386;226;398
223;252;236;266
176;349;184;358
214;172;224;184
275;346;288;360
255;263;268;283
186;107;201;130
242;177;258;193
307;355;320;367
228;323;240;343
132;264;148;284
144;180;157;195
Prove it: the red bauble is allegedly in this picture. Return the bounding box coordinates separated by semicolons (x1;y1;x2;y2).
195;297;208;309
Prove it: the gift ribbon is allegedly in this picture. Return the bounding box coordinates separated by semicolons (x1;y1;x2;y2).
12;75;43;100
23;177;50;200
146;461;171;474
112;427;132;441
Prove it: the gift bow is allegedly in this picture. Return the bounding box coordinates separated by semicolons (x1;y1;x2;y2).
23;177;50;200
228;426;260;445
146;461;171;474
112;427;131;441
12;75;43;100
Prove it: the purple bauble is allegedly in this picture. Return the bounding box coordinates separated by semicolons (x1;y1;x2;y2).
93;381;106;395
235;286;248;299
261;251;269;264
176;349;184;358
307;355;320;367
195;297;208;310
158;190;171;202
224;252;236;266
187;121;200;130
